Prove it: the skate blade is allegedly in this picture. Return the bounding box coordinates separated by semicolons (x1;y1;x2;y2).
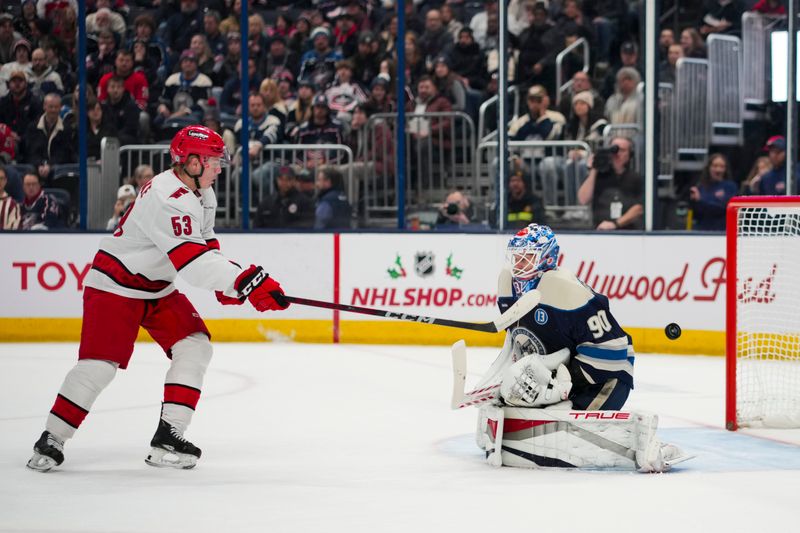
27;453;58;472
145;447;198;469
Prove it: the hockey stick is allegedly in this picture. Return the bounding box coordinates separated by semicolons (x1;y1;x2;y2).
450;340;502;409
283;290;540;334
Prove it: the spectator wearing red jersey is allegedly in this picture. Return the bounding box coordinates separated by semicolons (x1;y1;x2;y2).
97;50;149;110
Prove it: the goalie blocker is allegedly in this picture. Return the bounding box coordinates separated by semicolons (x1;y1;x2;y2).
475;405;692;472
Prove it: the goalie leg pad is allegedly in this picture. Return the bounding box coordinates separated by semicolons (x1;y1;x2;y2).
476;407;692;472
633;415;694;473
499;408;639;469
476;405;505;467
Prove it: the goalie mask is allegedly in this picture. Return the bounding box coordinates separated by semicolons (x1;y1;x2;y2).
506;224;559;294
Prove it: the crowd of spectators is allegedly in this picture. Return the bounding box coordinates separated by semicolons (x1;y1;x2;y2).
0;0;795;232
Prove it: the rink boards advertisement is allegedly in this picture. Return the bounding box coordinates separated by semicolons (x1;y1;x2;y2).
0;232;738;353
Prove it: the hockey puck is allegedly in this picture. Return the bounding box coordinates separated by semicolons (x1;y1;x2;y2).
665;323;682;340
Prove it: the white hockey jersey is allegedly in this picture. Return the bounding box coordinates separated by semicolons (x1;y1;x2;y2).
84;169;242;300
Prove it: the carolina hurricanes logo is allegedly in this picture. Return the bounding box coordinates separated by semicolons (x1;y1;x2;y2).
170;188;190;199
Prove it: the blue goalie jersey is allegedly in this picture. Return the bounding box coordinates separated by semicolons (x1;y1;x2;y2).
498;269;635;409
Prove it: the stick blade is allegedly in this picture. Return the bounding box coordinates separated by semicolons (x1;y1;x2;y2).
450;340;467;409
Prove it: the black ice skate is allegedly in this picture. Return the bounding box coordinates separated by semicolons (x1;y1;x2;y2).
145;419;201;469
27;431;65;472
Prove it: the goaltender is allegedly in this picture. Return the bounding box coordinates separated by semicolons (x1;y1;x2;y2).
465;224;690;472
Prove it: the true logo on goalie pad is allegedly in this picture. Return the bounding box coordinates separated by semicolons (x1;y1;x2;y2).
568;411;630;420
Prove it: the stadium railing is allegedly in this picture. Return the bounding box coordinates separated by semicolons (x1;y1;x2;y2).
658;82;676;194
707;34;744;146
555;37;591;107
475;139;593;230
674;57;709;172
107;142;236;227
742;12;784;121
477;85;521;142
361;111;476;227
239;144;355;227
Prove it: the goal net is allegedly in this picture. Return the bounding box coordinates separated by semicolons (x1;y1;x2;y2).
726;196;800;430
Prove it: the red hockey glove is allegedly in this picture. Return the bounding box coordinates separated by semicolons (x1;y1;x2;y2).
234;265;289;312
215;290;244;305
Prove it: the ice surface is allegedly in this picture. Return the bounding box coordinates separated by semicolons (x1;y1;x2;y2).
1;342;799;533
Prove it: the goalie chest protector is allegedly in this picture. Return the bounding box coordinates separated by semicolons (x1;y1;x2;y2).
498;269;634;389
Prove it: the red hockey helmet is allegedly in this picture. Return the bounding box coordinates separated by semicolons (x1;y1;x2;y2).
169;125;230;167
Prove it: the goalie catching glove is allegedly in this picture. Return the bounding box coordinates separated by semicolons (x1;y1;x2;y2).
217;265;289;311
500;354;572;407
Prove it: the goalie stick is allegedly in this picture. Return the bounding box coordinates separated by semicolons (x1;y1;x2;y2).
451;340;502;409
283;290;540;334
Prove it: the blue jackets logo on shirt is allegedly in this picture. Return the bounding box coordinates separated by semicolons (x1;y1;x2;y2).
510;326;546;360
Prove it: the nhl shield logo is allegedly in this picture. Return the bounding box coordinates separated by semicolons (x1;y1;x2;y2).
415;252;435;277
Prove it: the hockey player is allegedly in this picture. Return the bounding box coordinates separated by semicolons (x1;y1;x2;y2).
498;223;633;411
27;125;289;472
467;223;688;472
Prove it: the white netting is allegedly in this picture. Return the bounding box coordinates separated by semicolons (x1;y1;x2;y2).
736;206;800;427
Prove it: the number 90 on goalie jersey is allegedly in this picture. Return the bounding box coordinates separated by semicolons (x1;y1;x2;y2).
499;269;635;411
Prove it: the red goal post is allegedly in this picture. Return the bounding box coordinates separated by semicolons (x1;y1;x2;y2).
726;196;800;430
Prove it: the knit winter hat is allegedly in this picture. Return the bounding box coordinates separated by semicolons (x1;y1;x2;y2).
572;90;594;109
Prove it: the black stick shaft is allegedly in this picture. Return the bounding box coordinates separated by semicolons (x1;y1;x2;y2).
283;295;498;333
